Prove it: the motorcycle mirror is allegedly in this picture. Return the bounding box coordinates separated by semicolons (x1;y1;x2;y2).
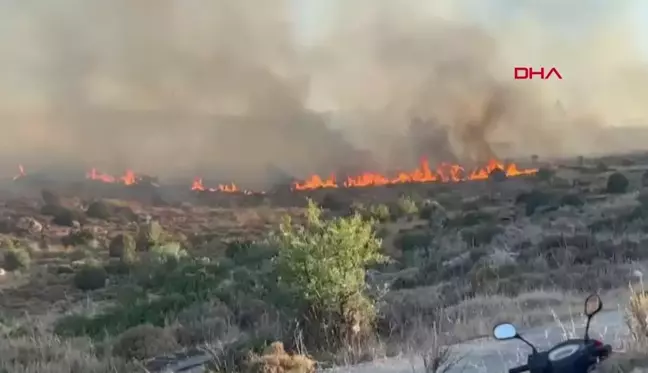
493;323;518;340
584;294;603;341
584;294;603;317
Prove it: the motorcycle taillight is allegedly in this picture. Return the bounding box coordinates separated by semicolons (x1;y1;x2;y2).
592;339;603;346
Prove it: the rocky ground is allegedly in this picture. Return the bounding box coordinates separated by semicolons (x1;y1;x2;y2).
1;153;648;372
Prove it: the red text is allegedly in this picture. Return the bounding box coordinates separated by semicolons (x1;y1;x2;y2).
514;67;563;80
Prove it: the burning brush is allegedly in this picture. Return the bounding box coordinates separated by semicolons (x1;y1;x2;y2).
291;158;537;191
10;157;537;194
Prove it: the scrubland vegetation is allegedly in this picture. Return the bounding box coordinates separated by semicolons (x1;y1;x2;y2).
2;155;648;372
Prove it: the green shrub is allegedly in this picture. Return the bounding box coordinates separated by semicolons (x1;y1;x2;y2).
73;262;108;291
108;233;136;263
275;199;388;348
55;257;233;338
112;324;179;361
606;172;629;194
396;196;419;217
149;242;188;264
368;204;391;223
55;293;199;338
0;236;16;250
225;239;277;266
3;247;30;271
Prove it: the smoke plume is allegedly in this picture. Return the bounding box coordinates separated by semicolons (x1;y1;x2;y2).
0;0;647;185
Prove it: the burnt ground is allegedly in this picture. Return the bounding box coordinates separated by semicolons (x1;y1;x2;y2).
1;153;648;372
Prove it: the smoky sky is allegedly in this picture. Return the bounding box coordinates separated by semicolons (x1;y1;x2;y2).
1;0;647;185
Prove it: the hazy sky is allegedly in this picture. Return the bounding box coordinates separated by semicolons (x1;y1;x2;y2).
291;0;648;57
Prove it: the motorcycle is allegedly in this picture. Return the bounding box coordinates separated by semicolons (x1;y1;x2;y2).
492;294;612;373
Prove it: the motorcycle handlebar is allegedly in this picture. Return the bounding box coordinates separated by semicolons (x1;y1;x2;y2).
509;364;529;373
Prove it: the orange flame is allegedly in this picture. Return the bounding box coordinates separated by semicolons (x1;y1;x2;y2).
293;174;338;191
35;157;536;194
191;177;256;194
86;168;138;185
13;165;26;181
292;158;536;191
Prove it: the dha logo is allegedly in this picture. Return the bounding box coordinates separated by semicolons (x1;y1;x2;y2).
514;67;563;80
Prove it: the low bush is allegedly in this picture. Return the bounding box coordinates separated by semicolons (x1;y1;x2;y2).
149;242;188;265
3;246;30;271
396;196;419;217
606;172;629;194
73;262;108;291
368;204;391;223
86;200;114;220
112;324;179;361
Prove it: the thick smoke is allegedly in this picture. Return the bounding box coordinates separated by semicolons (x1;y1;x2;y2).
0;0;357;185
0;0;647;185
306;0;648;168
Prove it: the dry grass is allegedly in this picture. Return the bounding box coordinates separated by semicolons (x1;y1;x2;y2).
589;284;648;373
416;323;463;373
626;285;648;349
0;327;135;373
245;342;316;373
382;288;590;346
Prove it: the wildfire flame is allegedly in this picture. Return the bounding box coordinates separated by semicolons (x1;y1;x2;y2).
292;158;537;191
191;177;257;195
86;168;137;185
12;158;537;194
